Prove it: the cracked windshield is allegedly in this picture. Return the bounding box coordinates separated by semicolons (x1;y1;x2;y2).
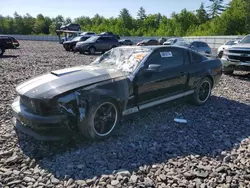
92;47;152;73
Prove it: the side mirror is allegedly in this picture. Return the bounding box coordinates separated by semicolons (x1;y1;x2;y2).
145;64;161;73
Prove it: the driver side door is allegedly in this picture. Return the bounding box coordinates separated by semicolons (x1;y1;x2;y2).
134;47;189;105
96;37;108;51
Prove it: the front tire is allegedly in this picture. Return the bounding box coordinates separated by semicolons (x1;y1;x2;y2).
223;70;234;75
0;47;5;56
190;77;212;105
78;99;120;140
218;51;223;58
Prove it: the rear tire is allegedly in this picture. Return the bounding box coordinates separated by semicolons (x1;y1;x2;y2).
190;77;212;105
78;99;121;140
0;47;5;56
88;47;96;55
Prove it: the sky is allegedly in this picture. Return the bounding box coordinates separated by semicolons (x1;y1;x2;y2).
1;0;231;19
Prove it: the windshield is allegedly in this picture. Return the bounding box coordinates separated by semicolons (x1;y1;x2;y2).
225;41;235;45
72;36;82;41
239;36;250;44
91;47;152;73
85;36;99;42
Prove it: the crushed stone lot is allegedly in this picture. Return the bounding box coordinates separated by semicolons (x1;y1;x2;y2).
0;40;250;188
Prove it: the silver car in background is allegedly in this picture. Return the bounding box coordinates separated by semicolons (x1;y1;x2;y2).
163;37;184;45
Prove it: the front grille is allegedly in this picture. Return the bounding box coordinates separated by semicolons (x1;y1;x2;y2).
228;50;250;54
228;55;250;62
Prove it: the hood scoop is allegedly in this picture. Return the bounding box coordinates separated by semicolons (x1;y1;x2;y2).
51;65;101;77
51;67;83;76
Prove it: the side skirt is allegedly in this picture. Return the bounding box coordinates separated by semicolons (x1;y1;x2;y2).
122;90;194;116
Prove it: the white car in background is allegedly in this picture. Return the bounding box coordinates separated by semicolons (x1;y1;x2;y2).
217;40;241;58
163;37;184;45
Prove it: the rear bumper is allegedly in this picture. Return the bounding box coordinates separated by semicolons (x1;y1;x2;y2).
221;58;250;71
11;97;73;141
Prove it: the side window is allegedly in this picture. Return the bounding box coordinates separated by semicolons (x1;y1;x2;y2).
148;40;153;45
146;48;185;69
153;40;158;45
192;42;198;47
80;37;87;41
97;37;106;42
103;37;111;41
201;42;209;47
190;51;204;63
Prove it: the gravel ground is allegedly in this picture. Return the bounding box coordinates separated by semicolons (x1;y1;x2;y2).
0;41;250;188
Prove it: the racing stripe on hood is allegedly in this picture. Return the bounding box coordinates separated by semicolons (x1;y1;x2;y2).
16;74;58;96
16;66;126;99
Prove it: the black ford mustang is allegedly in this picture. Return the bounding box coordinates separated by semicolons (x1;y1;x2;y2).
11;46;222;141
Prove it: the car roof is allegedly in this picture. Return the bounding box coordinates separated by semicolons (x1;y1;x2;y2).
96;35;117;38
0;35;11;39
191;40;206;43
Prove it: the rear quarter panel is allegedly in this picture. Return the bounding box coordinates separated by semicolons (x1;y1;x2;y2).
186;57;222;90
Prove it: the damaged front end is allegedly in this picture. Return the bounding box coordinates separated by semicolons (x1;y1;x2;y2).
57;90;88;132
11;89;89;140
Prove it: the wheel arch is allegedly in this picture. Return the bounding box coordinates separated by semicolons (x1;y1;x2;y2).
201;74;214;88
84;90;126;116
88;45;96;50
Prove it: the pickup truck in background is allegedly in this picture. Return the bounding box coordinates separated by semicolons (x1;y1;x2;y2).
221;34;250;74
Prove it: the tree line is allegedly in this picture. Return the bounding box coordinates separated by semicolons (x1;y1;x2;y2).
0;0;249;36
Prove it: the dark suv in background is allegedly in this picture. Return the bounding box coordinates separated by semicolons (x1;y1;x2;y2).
63;35;91;51
136;39;159;46
60;23;81;31
74;36;119;54
98;32;120;39
0;36;19;56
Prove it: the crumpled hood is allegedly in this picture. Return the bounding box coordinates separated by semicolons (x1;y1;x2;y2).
16;65;127;99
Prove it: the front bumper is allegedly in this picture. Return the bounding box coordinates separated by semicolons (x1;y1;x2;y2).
11;97;73;141
221;58;250;72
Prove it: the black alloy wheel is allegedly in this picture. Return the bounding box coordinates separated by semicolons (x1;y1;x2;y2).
93;102;118;137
